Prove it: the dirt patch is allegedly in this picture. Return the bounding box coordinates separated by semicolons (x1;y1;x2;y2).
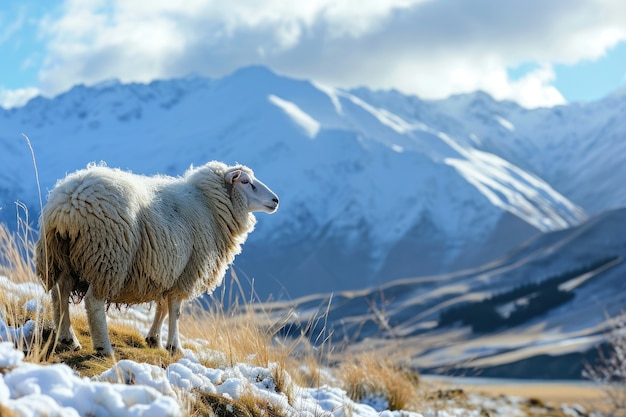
423;376;611;414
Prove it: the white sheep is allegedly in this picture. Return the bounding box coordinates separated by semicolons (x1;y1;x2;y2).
35;161;278;356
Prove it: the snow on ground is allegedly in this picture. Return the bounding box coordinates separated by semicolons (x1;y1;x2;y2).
0;275;595;417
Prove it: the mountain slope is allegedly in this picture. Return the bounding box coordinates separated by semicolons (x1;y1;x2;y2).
260;207;626;379
353;87;626;214
0;66;585;299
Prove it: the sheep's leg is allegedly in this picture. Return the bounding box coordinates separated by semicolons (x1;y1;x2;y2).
165;295;182;354
84;285;114;357
146;298;167;348
51;274;82;351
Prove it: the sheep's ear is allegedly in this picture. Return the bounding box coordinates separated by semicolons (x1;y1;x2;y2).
225;170;242;184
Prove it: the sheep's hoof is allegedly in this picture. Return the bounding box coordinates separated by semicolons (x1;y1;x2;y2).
145;336;160;349
55;339;82;353
93;347;115;358
165;344;180;355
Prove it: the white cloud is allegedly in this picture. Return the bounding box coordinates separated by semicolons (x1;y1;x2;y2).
505;65;566;108
0;87;41;109
34;0;626;108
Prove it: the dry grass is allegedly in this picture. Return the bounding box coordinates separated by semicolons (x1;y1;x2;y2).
193;391;253;417
47;313;177;377
180;303;282;368
338;351;421;411
0;212;37;285
179;300;302;402
0;402;19;417
0;221;55;361
237;388;290;417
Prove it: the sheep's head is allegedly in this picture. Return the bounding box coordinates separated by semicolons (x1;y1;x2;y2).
226;168;279;214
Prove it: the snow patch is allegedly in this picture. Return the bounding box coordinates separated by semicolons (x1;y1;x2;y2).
312;81;343;114
494;115;515;132
437;133;585;231
468;133;482;145
268;94;320;138
345;94;416;134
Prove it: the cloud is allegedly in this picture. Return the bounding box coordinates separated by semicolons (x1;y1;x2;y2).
494;65;566;108
0;87;40;109
35;0;626;108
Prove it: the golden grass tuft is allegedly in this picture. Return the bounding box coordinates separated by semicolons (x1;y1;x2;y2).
0;215;38;285
182;297;314;369
339;351;421;411
0;221;56;361
181;305;276;368
180;301;303;406
237;388;289;417
193;391;253;417
287;353;327;388
0;402;20;417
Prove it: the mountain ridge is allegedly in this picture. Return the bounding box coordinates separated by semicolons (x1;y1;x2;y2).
352;84;626;214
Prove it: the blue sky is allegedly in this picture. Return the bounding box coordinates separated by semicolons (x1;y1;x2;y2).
1;0;625;109
509;42;626;103
553;42;626;102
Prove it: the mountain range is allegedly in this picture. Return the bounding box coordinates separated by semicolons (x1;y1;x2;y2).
0;66;622;302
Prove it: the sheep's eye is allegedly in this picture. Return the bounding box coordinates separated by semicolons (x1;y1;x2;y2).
241;179;249;184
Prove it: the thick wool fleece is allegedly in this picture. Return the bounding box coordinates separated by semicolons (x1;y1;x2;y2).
35;161;256;304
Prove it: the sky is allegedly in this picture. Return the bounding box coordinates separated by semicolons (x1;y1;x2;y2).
0;0;625;109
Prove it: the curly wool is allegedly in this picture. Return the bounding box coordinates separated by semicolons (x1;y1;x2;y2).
35;161;256;304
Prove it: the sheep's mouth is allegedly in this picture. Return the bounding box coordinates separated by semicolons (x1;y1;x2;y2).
265;204;278;212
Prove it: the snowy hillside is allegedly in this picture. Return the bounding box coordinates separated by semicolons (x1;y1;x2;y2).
353;87;626;214
0;66;588;299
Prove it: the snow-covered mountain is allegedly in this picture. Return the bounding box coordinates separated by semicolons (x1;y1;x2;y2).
353;87;626;214
0;66;606;300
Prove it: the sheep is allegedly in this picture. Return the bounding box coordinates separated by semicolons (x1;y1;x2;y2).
35;161;279;356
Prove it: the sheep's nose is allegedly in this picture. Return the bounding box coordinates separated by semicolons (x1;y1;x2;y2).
273;197;279;204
